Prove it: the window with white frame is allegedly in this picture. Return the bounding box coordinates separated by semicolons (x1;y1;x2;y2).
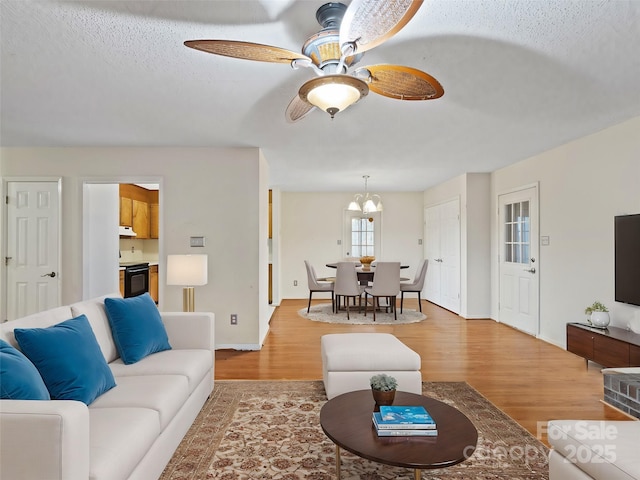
343;211;381;258
503;200;530;264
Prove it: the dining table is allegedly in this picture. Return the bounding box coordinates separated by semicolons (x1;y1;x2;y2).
325;262;410;285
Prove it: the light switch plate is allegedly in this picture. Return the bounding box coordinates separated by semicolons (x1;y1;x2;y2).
190;236;205;247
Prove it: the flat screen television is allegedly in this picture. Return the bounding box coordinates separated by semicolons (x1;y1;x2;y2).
615;213;640;307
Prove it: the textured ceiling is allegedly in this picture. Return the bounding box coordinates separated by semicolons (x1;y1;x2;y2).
1;0;640;192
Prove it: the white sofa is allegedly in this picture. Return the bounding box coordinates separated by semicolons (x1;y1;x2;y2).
548;419;640;480
0;294;215;480
548;365;640;480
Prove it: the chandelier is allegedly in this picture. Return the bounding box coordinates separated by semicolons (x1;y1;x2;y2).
347;175;383;215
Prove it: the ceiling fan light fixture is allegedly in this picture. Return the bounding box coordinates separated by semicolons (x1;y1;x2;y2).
299;75;368;118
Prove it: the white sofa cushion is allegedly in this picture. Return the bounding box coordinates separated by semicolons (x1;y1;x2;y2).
90;375;188;430
109;349;212;394
89;407;160;480
0;306;73;347
71;294;119;363
548;419;640;480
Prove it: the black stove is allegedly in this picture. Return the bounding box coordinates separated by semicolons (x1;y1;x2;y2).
120;263;150;298
120;262;149;268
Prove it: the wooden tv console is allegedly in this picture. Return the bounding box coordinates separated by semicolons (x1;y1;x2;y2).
567;323;640;367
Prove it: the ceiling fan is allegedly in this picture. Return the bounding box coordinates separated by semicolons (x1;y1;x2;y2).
184;0;444;122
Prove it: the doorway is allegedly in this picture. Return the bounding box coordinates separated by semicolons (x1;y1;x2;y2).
498;184;539;336
83;180;161;302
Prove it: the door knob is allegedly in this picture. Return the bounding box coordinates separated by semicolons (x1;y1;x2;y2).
523;268;536;274
41;272;56;278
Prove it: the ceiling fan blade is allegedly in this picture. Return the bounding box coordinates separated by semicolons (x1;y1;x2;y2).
285;94;316;123
339;0;423;55
184;40;311;64
355;64;444;100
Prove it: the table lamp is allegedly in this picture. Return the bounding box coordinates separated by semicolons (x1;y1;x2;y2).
166;254;208;312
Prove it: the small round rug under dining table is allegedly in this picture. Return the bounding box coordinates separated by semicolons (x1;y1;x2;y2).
298;303;426;325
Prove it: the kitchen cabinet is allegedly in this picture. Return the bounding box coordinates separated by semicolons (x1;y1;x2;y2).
119;270;124;297
149;264;158;303
268;263;273;304
268;189;272;239
120;196;133;227
132;199;149;239
119;184;156;239
150;203;159;239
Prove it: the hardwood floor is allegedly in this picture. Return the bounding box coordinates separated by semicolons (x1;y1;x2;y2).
215;298;631;445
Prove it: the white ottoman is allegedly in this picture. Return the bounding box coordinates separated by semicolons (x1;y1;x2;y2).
321;333;422;399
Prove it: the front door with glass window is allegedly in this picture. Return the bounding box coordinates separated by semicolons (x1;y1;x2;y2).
498;186;539;336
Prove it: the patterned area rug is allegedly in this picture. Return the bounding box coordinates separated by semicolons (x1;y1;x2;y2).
161;381;549;480
298;303;427;325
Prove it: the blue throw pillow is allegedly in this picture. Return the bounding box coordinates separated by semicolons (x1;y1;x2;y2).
104;293;171;365
14;315;116;405
0;339;50;400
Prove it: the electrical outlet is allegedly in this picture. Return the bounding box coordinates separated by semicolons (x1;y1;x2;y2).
293;280;298;286
230;314;238;325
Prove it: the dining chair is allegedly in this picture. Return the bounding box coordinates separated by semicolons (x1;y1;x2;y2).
333;262;365;319
400;259;429;313
364;262;401;321
304;260;334;313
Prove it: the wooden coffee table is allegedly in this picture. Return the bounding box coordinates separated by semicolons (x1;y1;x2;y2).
320;390;478;479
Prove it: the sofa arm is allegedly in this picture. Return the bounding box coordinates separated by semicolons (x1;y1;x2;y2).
161;312;215;350
0;399;90;480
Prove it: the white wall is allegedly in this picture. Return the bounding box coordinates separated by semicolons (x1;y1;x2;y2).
0;147;269;350
83;183;119;298
491;116;640;347
280;192;424;300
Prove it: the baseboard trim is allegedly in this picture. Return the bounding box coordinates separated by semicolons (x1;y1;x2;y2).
216;343;261;351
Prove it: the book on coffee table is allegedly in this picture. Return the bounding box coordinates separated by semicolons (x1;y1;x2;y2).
372;412;438;436
376;406;437;429
374;426;439;437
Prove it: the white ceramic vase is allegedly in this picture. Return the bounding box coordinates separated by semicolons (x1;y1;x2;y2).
590;311;610;328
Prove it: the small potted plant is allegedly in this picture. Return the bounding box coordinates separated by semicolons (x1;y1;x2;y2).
584;301;610;328
370;373;398;406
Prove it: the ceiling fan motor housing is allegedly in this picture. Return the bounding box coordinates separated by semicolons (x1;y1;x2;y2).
302;2;362;73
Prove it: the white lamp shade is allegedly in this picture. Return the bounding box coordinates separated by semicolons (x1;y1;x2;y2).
167;254;208;286
299;75;368;117
362;198;377;214
347;200;362;211
307;83;361;113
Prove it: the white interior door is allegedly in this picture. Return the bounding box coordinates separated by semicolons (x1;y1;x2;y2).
5;181;61;320
498;186;539;336
424;205;441;303
440;199;461;313
424;198;460;314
